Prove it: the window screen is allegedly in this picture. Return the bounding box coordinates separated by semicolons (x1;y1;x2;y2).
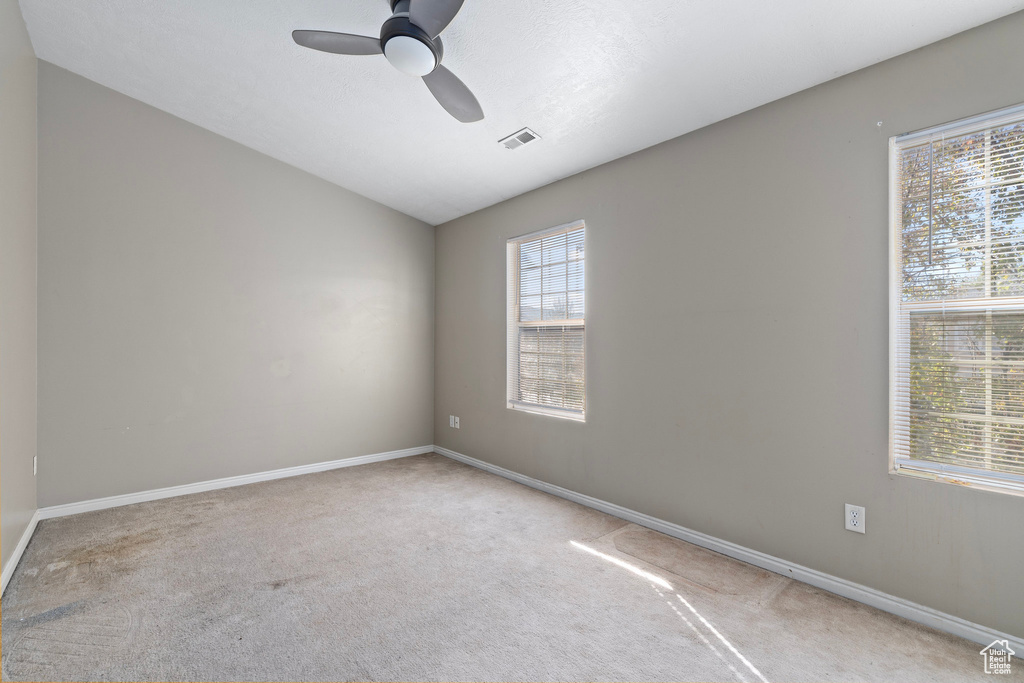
891;104;1024;494
507;221;586;420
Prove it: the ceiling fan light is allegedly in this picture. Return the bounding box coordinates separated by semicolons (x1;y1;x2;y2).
383;36;437;76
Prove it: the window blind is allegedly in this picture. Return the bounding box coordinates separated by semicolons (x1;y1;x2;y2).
507;221;586;420
891;105;1024;493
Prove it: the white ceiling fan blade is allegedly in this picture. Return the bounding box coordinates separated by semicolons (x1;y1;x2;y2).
409;0;465;38
422;65;483;123
292;30;382;55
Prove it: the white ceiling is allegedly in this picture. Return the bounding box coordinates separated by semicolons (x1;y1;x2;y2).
20;0;1024;225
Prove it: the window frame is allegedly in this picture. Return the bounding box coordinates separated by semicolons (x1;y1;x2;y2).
506;220;587;422
888;103;1024;496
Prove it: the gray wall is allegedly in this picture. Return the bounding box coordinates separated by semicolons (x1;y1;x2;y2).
0;0;39;569
434;12;1024;638
37;63;434;507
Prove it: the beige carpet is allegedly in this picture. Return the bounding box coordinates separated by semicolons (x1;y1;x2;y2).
1;454;1015;682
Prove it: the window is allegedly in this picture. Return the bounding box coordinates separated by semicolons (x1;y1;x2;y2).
507;221;586;421
890;104;1024;495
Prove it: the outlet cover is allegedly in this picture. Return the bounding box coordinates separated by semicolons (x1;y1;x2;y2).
845;504;865;534
454;416;460;429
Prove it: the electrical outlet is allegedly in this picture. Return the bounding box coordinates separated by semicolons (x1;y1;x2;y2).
845;504;865;534
454;416;460;429
449;415;454;428
33;455;37;476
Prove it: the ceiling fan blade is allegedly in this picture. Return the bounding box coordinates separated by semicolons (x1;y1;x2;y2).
409;0;465;38
422;65;483;123
292;30;382;55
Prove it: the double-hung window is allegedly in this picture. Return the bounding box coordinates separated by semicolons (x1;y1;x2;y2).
507;221;586;421
890;105;1024;494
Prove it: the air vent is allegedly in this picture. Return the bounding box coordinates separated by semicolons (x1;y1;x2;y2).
499;127;540;150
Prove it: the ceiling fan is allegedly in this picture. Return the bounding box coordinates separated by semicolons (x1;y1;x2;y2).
293;0;483;123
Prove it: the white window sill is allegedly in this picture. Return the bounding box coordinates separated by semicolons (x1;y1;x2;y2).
892;459;1024;497
509;401;585;423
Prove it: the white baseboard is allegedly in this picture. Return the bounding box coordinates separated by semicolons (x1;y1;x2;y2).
36;445;433;521
433;445;1023;653
2;510;41;596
